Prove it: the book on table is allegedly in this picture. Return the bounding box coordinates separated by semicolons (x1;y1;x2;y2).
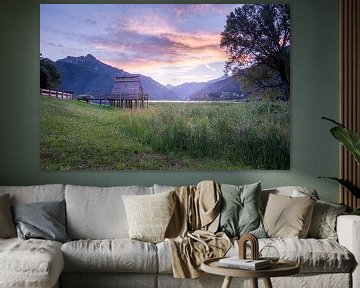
218;257;271;270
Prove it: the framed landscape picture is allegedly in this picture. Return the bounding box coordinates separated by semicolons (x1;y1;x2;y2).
40;4;290;170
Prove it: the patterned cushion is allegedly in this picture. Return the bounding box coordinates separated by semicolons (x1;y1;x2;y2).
307;200;347;240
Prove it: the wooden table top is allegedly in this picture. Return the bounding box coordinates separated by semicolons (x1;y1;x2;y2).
201;257;300;278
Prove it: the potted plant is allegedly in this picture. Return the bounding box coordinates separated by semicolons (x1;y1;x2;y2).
320;117;360;215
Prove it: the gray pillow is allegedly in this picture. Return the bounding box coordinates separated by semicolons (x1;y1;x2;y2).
12;200;70;243
218;182;266;238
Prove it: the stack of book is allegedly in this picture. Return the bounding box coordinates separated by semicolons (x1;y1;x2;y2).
218;257;271;270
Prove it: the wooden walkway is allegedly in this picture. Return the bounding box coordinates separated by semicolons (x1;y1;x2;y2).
77;94;149;109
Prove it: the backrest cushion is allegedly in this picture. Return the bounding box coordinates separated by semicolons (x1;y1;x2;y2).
153;184;176;194
65;185;153;239
261;186;319;213
0;184;65;204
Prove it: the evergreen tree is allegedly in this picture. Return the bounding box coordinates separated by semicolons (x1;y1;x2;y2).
40;57;61;90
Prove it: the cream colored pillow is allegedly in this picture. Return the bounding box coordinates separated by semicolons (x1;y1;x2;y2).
122;191;175;243
263;193;316;238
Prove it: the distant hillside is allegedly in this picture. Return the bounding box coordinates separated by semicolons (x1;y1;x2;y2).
167;75;239;100
167;81;208;100
55;54;179;100
188;75;244;100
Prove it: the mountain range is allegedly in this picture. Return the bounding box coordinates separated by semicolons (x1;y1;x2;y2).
54;54;243;101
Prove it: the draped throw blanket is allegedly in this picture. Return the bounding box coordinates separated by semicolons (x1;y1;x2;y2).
165;181;231;278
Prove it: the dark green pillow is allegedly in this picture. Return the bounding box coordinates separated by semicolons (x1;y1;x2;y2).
218;182;266;238
12;200;70;243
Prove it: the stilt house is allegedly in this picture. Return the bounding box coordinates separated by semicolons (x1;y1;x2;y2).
110;75;148;109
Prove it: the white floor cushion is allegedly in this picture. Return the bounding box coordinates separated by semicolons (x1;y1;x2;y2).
0;238;63;288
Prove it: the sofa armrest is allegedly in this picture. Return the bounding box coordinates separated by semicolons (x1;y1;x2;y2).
337;215;360;288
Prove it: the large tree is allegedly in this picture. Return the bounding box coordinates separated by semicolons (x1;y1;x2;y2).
40;57;61;90
220;4;290;101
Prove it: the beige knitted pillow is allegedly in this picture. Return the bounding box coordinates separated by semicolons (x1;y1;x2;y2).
122;191;175;243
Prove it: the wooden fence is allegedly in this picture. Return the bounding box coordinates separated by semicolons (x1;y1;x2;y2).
40;89;74;99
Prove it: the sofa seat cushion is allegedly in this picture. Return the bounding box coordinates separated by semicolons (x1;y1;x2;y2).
157;238;354;274
0;238;64;288
61;239;158;273
229;238;354;273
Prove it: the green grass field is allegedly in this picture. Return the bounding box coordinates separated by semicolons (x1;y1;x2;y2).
40;97;290;170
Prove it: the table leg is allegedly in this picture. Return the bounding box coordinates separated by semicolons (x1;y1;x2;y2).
221;276;233;288
251;278;258;288
263;277;273;288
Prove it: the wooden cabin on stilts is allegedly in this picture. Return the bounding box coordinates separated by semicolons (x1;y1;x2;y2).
110;75;148;109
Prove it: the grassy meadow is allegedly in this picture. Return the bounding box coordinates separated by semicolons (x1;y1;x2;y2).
40;97;290;170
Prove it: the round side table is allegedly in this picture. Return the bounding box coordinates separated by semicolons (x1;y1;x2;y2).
201;257;300;288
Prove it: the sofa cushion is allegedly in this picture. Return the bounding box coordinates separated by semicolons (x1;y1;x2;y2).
122;191;175;243
157;237;353;274
226;238;353;274
12;200;70;243
307;200;347;240
0;194;16;238
65;185;153;239
0;184;65;204
0;238;64;288
218;182;266;238
263;193;316;238
61;239;158;273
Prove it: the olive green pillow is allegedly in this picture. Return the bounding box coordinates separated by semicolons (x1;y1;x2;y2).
263;193;316;238
218;182;266;238
0;194;17;238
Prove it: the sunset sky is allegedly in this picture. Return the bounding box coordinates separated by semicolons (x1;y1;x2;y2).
40;4;240;86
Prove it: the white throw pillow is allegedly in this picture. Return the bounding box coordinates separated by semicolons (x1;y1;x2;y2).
122;191;175;243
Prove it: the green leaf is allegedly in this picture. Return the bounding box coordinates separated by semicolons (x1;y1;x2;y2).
330;127;360;165
322;117;360;165
319;177;360;199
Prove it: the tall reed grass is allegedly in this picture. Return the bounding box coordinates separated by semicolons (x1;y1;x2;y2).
121;101;289;169
40;97;289;170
